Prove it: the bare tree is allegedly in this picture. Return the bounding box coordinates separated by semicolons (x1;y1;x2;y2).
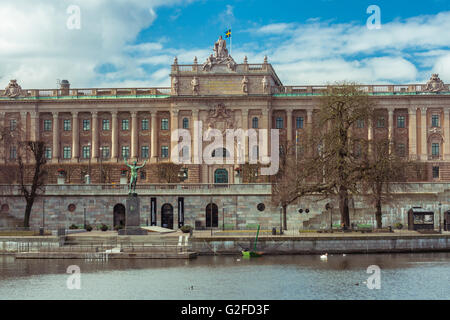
17;141;47;228
156;162;182;183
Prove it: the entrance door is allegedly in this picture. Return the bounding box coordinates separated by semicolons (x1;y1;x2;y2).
161;204;174;229
113;204;126;228
214;169;228;184
445;211;450;231
206;203;219;228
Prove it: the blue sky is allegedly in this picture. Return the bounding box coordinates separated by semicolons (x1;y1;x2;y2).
1;0;449;88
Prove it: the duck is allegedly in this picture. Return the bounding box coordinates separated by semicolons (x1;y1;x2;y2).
320;253;328;260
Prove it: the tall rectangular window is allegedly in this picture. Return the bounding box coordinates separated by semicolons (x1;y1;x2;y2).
141;146;149;158
45;147;52;159
252;117;259;129
82;146;90;159
121;146;129;159
63;146;71;159
101;146;110;159
296;117;304;129
276;117;284;129
102;119;110;131
10;119;17;131
63;119;71;131
432;166;440;179
142;119;149;130
161;146;169;158
397;143;406;157
397;116;405;128
122;119;129;131
161;118;169;130
376;117;385;128
356;119;365;128
9;146;16;159
43;119;52;131
182;118;189;129
431;114;440;127
432;143;440;156
83;119;90;131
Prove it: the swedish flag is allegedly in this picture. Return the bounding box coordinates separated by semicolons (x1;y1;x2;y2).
225;29;231;38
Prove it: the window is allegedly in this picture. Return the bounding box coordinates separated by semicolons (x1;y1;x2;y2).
296;117;304;129
251;145;259;160
122;119;129;131
44;119;52;131
10;119;17;131
142;119;149;130
63;146;71;159
397;143;406;157
376;117;385;128
181;146;190;161
432;166;440;179
9;146;16;160
83;119;90;131
100;146;110;159
82;146;90;159
161;118;169;130
141;146;149;159
140;171;146;180
161;146;169;158
276;117;284;129
432;143;440;156
432;114;440;127
356;119;365;128
182;118;189;129
252;117;259;129
397;116;405;128
212;148;229;158
102;119;110;131
121;146;129;159
63;119;71;131
45;147;52;159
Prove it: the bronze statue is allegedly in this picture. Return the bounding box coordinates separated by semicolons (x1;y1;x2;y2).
124;157;147;194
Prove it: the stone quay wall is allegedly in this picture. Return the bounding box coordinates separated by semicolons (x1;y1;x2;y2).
0;183;449;230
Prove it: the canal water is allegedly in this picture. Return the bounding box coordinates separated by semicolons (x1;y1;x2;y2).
0;253;449;299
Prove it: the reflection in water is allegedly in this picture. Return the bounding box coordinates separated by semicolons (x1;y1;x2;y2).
0;253;449;300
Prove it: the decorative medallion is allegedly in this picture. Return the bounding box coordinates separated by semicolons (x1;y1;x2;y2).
3;80;23;98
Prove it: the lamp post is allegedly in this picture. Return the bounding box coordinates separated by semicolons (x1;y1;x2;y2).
439;202;442;234
84;204;87;230
88;142;91;183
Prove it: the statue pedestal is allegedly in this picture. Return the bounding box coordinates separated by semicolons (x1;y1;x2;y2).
118;193;148;235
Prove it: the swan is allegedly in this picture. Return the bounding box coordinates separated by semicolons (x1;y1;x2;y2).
320;253;328;260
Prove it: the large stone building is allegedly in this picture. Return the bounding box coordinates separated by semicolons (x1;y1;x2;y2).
1;38;449;230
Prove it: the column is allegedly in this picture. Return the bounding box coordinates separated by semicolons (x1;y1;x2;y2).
52;112;59;162
420;107;427;160
170;109;179;160
150;111;158;162
91;111;98;160
368;117;373;154
71;111;79;161
111;111;118;161
30;111;39;141
131;111;138;159
388;108;394;153
286;109;293;144
20;112;28;142
192;109;199;164
241;109;249;162
408;108;417;159
306;109;313;156
444;109;450;160
0;112;5;164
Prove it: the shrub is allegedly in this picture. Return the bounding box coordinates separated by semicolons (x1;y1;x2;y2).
394;222;403;230
85;225;93;232
180;225;193;233
69;224;78;230
114;224;124;231
100;224;108;232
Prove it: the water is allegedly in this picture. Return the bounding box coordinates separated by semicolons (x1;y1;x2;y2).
0;253;449;300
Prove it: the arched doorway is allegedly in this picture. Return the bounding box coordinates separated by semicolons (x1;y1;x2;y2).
113;204;126;228
206;203;219;228
161;203;174;229
214;169;228;184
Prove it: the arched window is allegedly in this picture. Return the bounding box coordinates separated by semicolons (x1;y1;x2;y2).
182;118;189;129
252;117;259;129
212;148;230;158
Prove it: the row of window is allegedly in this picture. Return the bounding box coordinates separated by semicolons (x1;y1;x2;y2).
40;118;178;132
